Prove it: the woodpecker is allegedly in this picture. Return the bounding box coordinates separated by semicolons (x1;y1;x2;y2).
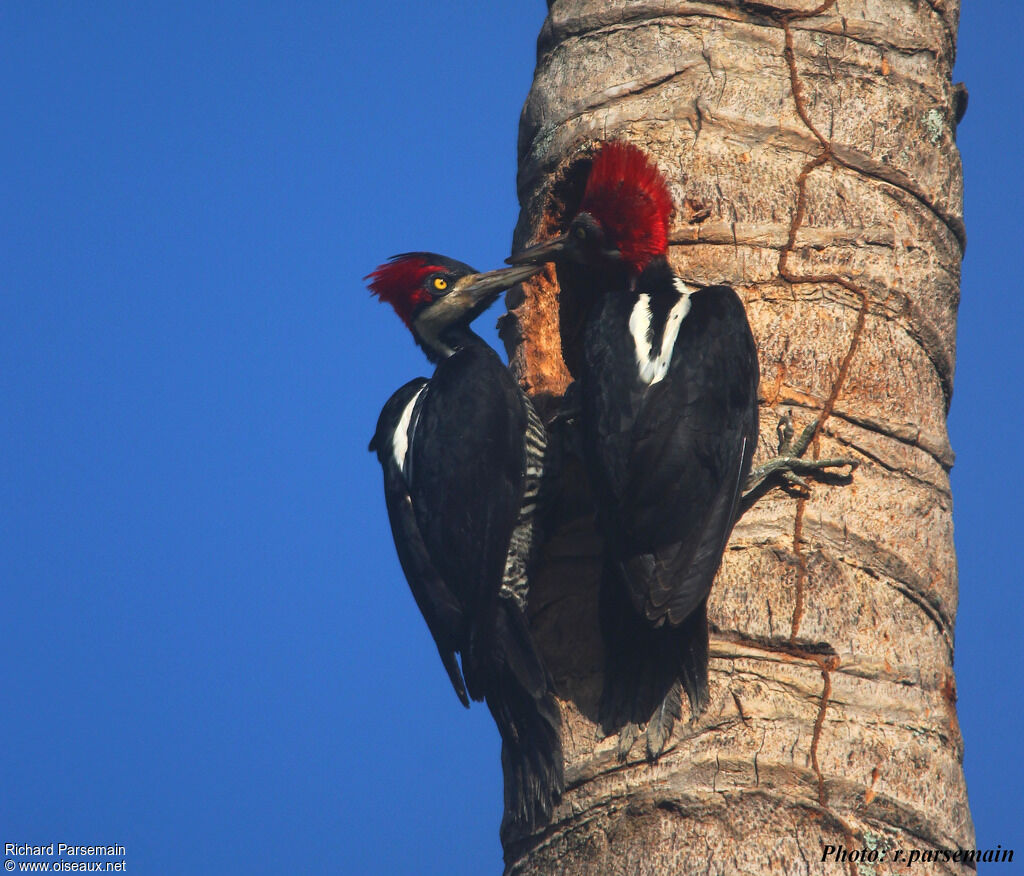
510;143;760;758
367;253;563;830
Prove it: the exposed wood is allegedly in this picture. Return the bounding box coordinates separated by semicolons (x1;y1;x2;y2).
499;0;972;872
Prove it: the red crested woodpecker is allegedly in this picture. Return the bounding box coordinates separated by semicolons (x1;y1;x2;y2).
510;143;760;758
367;253;563;829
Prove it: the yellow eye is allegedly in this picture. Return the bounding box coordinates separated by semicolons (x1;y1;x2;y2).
433;277;448;291
574;225;587;239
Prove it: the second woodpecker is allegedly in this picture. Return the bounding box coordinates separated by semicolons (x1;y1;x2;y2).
367;253;562;830
511;142;760;758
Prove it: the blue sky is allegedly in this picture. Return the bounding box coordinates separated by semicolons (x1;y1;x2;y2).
1;3;1018;874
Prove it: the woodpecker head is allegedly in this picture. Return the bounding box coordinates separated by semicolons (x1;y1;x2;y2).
367;252;541;361
509;141;673;277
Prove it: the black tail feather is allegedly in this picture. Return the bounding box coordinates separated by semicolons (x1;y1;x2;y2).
599;562;675;733
439;647;470;708
645;681;682;759
676;601;710;718
481;601;564;833
599;563;710;757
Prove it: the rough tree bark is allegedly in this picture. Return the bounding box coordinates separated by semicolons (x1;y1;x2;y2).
498;1;972;873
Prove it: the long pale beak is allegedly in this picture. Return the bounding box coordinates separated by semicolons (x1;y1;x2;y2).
453;263;545;305
413;263;543;342
505;233;569;267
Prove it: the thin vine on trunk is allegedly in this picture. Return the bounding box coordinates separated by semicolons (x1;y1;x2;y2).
499;1;972;873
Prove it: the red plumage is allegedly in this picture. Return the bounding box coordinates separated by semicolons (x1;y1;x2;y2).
366;254;446;327
580;141;674;274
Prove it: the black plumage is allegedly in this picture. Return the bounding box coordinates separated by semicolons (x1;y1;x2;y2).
581;259;759;749
368;255;562;830
508;143;760;757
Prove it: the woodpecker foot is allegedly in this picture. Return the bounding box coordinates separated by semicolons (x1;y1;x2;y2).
547;381;582;429
546;382;585;475
741;412;858;514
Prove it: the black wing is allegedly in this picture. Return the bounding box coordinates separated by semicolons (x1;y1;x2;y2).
371;377;469;706
407;342;527;657
374;348;564;827
589;285;759;627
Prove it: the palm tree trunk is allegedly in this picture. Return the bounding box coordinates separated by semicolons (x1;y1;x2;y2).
500;1;973;872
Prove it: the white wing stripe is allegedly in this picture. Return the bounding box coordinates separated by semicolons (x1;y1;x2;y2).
629;284;692;385
392;385;427;475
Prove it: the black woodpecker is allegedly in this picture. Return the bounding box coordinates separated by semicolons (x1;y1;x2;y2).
510;143;761;758
367;253;563;830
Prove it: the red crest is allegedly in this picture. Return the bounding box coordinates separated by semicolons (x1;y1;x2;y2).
579;142;673;273
366;254;447;327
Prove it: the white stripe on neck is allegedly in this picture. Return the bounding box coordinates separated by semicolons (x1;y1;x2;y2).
393;385;427;475
628;279;693;385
